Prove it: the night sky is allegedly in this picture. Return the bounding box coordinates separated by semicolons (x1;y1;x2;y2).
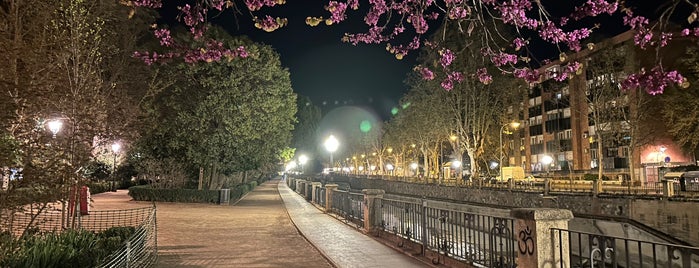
165;0;672;121
215;1;418;120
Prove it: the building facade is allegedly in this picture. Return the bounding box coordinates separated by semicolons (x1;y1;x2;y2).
507;30;694;183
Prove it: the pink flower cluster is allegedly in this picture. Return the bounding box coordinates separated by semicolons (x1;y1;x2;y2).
131;0;162;8
365;0;388;26
344;26;389;45
133;51;175;65
490;51;518;67
476;68;492;85
492;0;538;29
512;38;526;51
441;71;464;90
514;68;541;84
621;67;685;95
254;16;287;32
154;28;173;47
326;1;349;24
439;49;455;68
418;67;435;80
539;22;591;51
409;14;429;34
448;6;470;20
566;0;617;22
244;0;279;11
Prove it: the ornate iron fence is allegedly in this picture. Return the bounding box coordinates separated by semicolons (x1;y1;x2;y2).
552;228;699;268
330;189;364;227
314;186;326;208
379;198;516;267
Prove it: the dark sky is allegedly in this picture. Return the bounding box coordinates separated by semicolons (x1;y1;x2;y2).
164;0;673;120
214;1;417;119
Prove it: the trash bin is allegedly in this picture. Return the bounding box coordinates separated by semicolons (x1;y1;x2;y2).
220;189;230;205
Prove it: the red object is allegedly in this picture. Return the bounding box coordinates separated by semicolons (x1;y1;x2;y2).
68;186;91;216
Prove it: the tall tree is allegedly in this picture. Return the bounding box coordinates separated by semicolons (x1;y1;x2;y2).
138;29;296;189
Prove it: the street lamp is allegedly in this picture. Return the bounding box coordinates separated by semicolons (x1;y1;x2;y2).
324;135;339;171
500;121;521;183
47;120;63;138
298;154;308;174
111;142;121;192
541;155;553;176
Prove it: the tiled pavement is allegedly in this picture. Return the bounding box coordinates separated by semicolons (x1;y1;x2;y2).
91;179;429;267
278;180;429;268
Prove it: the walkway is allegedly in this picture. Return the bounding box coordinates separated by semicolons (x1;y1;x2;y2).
279;180;428;268
92;181;332;267
90;179;429;267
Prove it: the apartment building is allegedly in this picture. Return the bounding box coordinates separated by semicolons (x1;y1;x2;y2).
506;30;694;183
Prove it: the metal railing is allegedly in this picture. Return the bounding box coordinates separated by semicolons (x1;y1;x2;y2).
380;198;516;267
552;228;699;268
348;175;699;199
99;207;158;268
1;205;157;268
330;189;364;227
314;186;326;208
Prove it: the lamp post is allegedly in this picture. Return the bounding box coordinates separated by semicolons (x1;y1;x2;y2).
324;135;339;172
298;154;308;174
500;122;521;183
111;142;121;192
48;120;63;138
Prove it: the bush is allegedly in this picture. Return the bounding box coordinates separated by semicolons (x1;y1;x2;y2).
128;180;261;204
582;174;611;181
0;227;133;268
128;186;219;203
85;181;111;195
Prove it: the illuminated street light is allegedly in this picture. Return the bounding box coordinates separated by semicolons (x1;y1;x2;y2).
111;142;121;192
500;121;521;183
324;135;339;171
298;154;308;174
47;120;63;138
410;162;418;177
285;161;297;171
541;155;553;177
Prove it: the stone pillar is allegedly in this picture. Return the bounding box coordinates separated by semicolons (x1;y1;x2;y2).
311;182;322;203
325;184;339;211
296;180;305;195
662;179;675;198
543;178;551;196
510;208;574;268
361;189;385;233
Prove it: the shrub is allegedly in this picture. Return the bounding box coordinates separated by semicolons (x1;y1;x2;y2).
0;228;133;268
85;181;111;195
582;174;611;181
128;186;219;203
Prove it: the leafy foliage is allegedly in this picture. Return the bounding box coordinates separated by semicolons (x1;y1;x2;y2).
135;28;296;189
0;227;134;268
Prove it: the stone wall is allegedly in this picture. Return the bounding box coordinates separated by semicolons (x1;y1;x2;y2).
630;199;699;246
320;175;699;246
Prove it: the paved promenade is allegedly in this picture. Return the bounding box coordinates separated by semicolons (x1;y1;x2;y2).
91;179;429;267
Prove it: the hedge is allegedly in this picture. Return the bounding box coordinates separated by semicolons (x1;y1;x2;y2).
128;186;220;203
128;180;263;204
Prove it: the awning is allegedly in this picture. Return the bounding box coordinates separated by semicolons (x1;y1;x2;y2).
683;171;699;178
663;172;685;178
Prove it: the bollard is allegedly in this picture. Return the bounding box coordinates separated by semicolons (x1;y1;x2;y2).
511;208;574;268
361;189;385;234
